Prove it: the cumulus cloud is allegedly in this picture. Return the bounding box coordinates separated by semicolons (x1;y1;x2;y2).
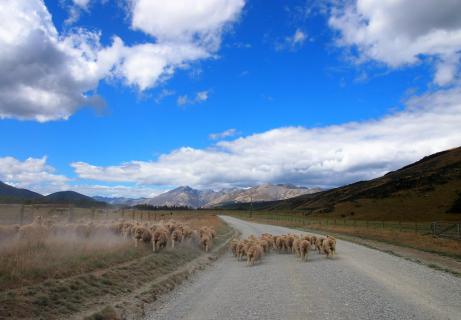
0;156;69;193
0;0;244;121
72;87;461;189
329;0;461;85
130;0;245;49
0;156;165;197
209;128;238;140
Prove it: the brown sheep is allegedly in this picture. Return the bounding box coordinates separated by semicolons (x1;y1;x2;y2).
133;226;152;247
171;229;183;249
200;233;212;252
310;236;317;249
182;225;193;240
275;236;287;253
292;237;301;257
299;239;310;262
152;227;169;252
230;239;240;257
258;239;270;254
322;236;336;257
315;237;324;253
247;244;263;266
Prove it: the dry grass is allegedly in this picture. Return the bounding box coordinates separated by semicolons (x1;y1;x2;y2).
306;224;461;259
0;234;146;289
0;213;231;319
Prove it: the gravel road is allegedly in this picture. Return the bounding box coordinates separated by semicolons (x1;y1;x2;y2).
144;216;461;320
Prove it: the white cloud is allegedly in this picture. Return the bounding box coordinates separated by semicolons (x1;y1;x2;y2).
0;156;166;198
0;0;110;121
176;90;210;106
0;0;244;121
130;0;245;49
196;91;209;102
275;29;307;51
70;184;165;198
329;0;461;85
209;128;238;140
0;156;69;193
72;87;461;189
293;29;307;45
72;0;90;9
155;89;175;104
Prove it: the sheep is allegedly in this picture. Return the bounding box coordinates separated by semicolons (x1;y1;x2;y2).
182;225;193;241
292;237;301;257
275;236;285;253
238;240;252;261
315;237;324;254
322;236;336;258
133;226;152;247
258;239;270;254
299;239;310;262
247;244;263;266
310;236;317;249
200;233;212;252
152;227;169;252
171;228;183;249
230;239;240;257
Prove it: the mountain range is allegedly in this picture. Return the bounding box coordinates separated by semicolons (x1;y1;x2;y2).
136;184;320;208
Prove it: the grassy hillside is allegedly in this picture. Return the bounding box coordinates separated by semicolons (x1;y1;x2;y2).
42;191;107;207
0;181;43;203
220;147;461;221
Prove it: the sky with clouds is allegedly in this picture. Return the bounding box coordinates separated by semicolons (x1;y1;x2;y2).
0;0;460;198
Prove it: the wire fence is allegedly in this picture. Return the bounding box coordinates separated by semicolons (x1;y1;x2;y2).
0;204;201;225
226;211;446;236
431;221;461;240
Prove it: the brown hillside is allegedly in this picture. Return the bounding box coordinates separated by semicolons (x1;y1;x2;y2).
240;147;461;221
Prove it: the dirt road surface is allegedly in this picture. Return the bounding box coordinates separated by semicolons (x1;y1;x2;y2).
145;216;461;320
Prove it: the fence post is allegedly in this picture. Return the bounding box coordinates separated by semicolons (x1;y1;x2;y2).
382;221;385;229
398;221;402;232
366;220;369;229
457;223;460;238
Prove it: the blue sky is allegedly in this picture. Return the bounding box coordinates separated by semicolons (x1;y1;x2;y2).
0;0;460;197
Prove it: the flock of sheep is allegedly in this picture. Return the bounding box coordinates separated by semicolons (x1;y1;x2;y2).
230;233;337;266
0;216;217;253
